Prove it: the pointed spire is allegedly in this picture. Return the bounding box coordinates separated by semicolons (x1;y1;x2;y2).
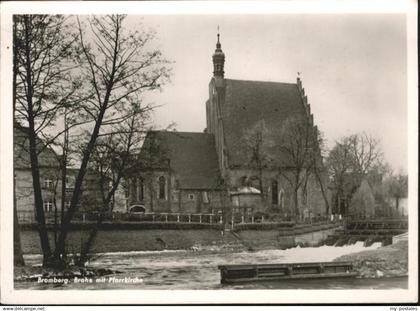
212;26;225;78
216;25;221;49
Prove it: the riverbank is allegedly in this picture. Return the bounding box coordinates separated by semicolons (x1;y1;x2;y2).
20;226;340;255
334;240;408;278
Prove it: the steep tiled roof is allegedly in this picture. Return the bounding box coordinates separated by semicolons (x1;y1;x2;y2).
14;125;60;169
139;131;222;190
221;79;308;167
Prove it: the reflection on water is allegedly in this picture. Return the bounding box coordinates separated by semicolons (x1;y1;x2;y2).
16;243;407;290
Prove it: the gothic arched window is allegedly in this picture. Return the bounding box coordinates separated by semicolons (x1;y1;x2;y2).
279;189;285;210
271;180;278;205
158;176;166;200
138;177;144;201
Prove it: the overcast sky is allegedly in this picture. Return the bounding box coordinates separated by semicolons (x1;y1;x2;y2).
125;14;407;173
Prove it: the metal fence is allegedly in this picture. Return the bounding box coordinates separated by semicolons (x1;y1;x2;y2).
18;210;343;227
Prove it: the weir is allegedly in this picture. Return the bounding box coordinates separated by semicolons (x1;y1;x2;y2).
323;218;408;247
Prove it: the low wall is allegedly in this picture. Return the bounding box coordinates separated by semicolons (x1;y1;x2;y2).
20;226;338;255
235;230;295;250
295;228;339;247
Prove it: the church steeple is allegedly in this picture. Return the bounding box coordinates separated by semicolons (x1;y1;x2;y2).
212;29;225;78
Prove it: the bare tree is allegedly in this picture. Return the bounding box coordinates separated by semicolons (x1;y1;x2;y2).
277;115;319;218
384;172;408;214
13;15;80;265
53;15;171;264
348;133;383;186
76;111;147;265
326;137;354;214
13;16;25;267
326;133;384;216
310;130;331;215
242;120;274;197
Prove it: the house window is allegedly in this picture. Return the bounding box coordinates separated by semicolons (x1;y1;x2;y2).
138;177;144;201
43;178;53;189
271;180;279;205
188;193;195;201
43;200;53;212
65;176;75;189
158;176;166;200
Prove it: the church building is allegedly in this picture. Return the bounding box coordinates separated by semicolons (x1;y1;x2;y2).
126;33;328;219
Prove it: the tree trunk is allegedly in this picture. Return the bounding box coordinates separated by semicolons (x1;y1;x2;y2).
23;16;52;265
293;187;299;218
78;174;123;265
14;181;25;266
293;172;300;219
13;16;25;267
54;116;105;261
315;170;330;215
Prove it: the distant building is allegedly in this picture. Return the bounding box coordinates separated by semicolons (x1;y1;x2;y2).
127;33;327;217
14;124;106;223
15;124;61;223
126;131;224;214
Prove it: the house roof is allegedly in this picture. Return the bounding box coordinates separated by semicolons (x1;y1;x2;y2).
220;78;309;168
14;124;60;169
139;131;222;190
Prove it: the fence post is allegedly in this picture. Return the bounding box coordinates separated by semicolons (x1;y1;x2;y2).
177;214;180;222
199;215;202;223
188;214;191;223
241;215;244;223
262;216;264;223
165;214;168;222
252;216;254;224
152;214;155;222
83;213;86;223
210;215;213;224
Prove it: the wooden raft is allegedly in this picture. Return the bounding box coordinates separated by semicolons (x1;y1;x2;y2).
218;261;357;284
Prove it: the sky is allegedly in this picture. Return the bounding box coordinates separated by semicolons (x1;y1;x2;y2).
125;14;408;172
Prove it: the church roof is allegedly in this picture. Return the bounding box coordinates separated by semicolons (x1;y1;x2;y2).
139;131;222;190
220;78;308;167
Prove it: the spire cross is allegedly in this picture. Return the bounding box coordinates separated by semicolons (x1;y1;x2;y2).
217;25;220;44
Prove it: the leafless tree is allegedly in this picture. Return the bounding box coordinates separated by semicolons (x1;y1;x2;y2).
13;16;25;267
13;15;81;265
309;130;330;215
53;15;171;264
242;120;274;197
76;111;148;265
277;115;319;218
326;133;384;216
384;172;408;214
348;133;383;185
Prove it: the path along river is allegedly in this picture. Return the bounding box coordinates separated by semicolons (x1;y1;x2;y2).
15;242;407;290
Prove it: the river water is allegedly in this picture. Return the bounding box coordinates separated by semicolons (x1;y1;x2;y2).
16;242;408;290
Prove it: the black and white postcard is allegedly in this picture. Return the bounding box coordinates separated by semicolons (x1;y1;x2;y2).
0;0;418;305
